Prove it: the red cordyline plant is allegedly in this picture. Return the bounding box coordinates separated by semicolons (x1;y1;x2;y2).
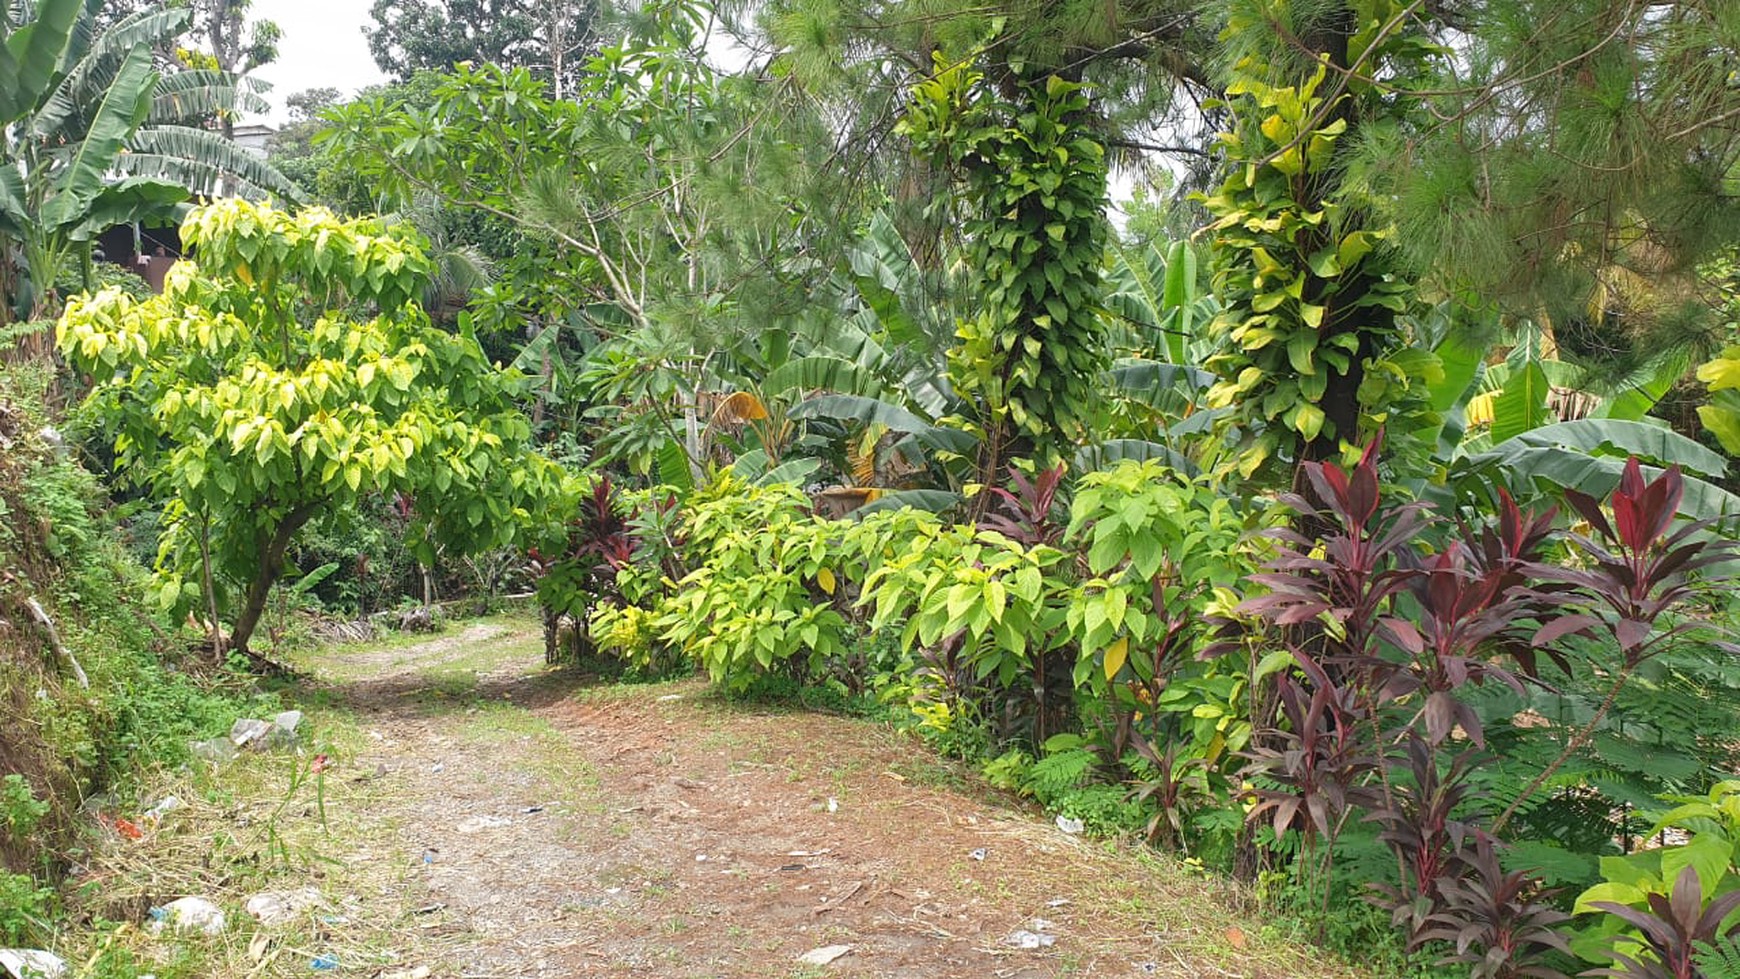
1492;459;1739;834
1586;866;1740;979
1238;437;1567;954
978;463;1067;547
1416;835;1573;979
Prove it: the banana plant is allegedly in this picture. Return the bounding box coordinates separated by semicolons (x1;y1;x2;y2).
1102;238;1219;365
0;0;298;322
1422;320;1740;520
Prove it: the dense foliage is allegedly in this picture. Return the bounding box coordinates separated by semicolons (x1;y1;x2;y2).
7;0;1740;971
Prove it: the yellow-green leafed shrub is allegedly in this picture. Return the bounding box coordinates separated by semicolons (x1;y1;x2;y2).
656;476;848;690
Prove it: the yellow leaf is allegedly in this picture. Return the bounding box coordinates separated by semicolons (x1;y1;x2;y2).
1104;636;1129;681
712;390;768;424
817;567;837;595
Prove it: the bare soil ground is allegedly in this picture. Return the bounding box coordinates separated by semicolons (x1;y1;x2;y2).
68;617;1371;979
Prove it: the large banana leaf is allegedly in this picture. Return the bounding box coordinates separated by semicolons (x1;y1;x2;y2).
0;0;80;121
121;125;305;202
1074;439;1200;476
789;393;937;434
1590;351;1685;422
1104;239;1209;363
756;458;822;487
31;6;190;137
1460;419;1740;522
1488;359;1549;444
763;355;886;399
1105;358;1215;410
39;41;154;231
66;176;188;242
0;163;25;237
847;210;947;353
656;437;694;494
1496;418;1727;479
853;489;961;517
151;70;272;124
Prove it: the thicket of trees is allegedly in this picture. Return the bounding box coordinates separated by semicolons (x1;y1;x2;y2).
6;0;1740;973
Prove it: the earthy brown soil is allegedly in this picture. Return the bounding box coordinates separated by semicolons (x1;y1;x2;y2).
73;618;1371;979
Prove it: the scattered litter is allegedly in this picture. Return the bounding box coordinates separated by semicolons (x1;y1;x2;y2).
968;848;988;861
309;954;340;971
270;711;304;746
1137;962;1158;973
795;945;853;966
248;932;271;963
112;817;143;840
656;694;684;702
1045;898;1071;908
778;863;806;872
695;854;709;862
455;815;511;834
412;903;446;915
141;795;182;824
245;887;326;927
1003;929;1057;950
380;969;430;979
0;949;68;979
310;754;330;775
786;848;832;857
149;897;226;936
1030;918;1057;931
228;718;271;749
826;797;839;813
192;740;240;768
522;806;545;814
430;763;444;774
1055;815;1085;835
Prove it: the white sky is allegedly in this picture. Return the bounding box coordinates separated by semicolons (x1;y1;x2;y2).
246;0;389;124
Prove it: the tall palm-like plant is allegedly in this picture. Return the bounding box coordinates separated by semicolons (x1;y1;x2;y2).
0;0;300;324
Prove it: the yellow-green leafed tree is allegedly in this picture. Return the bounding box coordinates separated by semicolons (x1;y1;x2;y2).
58;199;563;655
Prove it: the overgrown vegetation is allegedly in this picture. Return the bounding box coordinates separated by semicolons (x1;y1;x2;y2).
5;0;1740;972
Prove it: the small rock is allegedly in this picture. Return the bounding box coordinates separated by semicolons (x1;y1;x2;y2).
0;949;68;979
151;896;226;936
1003;929;1057;950
1030;917;1057;931
1055;815;1085;835
244;887;326;927
795;945;853;966
968;848;988;861
455;815;511;834
655;694;684;702
826;798;839;813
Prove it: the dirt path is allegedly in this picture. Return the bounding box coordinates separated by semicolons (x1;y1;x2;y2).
71;617;1370;979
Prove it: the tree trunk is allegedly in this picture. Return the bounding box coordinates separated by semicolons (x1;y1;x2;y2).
229;504;316;653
